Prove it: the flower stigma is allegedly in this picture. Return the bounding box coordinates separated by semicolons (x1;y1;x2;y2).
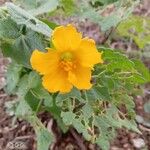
60;51;76;71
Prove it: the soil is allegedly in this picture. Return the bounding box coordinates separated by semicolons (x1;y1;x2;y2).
0;0;150;150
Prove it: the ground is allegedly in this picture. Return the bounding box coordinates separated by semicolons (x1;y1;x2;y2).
0;0;150;150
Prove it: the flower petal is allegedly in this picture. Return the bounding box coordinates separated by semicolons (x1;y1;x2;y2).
42;68;73;93
52;24;82;51
75;38;103;68
68;65;92;89
30;49;59;75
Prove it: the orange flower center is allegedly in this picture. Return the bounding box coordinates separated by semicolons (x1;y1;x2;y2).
60;52;76;71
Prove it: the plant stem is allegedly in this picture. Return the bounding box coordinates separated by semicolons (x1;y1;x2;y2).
36;99;43;113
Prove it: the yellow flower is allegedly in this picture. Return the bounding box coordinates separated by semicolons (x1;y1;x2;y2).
30;24;103;93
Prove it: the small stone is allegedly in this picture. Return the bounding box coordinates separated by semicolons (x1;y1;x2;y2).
132;138;145;149
123;143;130;148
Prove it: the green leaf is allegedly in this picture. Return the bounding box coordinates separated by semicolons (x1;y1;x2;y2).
102;48;135;71
15;97;33;117
94;105;140;149
36;127;53;150
6;3;52;37
117;15;150;48
56;88;84;105
16;72;52;112
48;105;68;133
28;71;41;88
15;86;54;150
41;19;59;30
95;116;115;150
121;119;141;133
73;117;91;141
0;17;21;40
107;61;134;71
82;103;93;119
31;84;53;107
61;111;76;125
25;91;40;112
93;0;118;5
102;47;129;62
5;61;22;93
17;74;29;97
1;27;45;68
17;71;40;97
133;59;150;82
121;94;135;117
61;0;76;15
127;73;146;84
77;0;139;31
96;136;110;150
14;0;59;16
86;85;110;101
27;116;54;150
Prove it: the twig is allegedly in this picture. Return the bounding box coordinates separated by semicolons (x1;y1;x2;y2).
14;135;33;140
100;27;114;44
70;128;87;150
139;124;150;133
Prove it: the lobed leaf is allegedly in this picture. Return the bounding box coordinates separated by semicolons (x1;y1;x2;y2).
5;61;22;94
1;25;45;68
6;3;52;37
13;0;59;16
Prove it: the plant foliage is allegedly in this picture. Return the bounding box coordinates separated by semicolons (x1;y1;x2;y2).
0;1;149;150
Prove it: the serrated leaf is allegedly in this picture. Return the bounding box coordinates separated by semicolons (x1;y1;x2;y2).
28;71;41;88
48;105;68;133
27;116;54;150
77;0;139;31
82;103;93;119
107;61;134;71
102;48;129;62
31;83;52;101
14;0;59;16
15;97;54;150
5;61;22;94
133;59;150;82
36;127;53;150
73;117;91;141
25;91;40;112
123;94;135;111
86;85;110;101
17;74;29;97
120;119;141;133
61;111;76;125
17;71;41;97
117;15;150;48
96;136;110;150
15;97;33;117
0;17;21;40
2;27;45;68
61;0;76;15
56;88;84;104
95;115;116;150
6;3;52;37
127;73;146;84
102;48;135;71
